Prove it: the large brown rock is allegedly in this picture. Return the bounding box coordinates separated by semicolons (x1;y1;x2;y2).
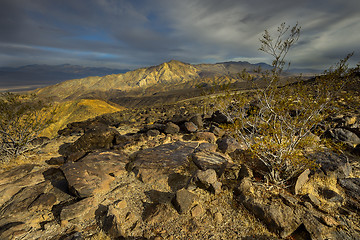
301;211;359;240
194;132;216;143
0;164;38;186
0;165;79;240
182;121;198;133
129;141;198;190
193;169;222;194
28;193;57;211
236;177;359;239
102;204;141;238
61;151;128;198
338;178;360;213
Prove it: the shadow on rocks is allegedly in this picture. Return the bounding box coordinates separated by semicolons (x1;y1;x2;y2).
42;168;72;195
0;222;24;237
167;172;190;192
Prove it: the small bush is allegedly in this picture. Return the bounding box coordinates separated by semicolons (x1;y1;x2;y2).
214;23;355;186
0;93;53;162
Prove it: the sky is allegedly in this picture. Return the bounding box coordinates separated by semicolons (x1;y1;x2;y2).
1;0;359;70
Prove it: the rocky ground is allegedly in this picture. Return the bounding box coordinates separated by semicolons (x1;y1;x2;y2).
1;99;360;240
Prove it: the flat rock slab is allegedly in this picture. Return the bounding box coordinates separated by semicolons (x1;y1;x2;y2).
0;181;51;222
61;151;129;198
60;197;97;222
0;164;39;186
130;141;199;185
0;167;47;212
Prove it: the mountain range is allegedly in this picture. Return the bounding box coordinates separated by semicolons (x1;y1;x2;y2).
33;60;275;101
1;61;321;94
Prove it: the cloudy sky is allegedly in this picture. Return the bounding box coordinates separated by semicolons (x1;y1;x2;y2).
1;0;359;70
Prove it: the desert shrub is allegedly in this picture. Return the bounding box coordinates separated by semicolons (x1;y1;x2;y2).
0;92;53;163
214;23;354;186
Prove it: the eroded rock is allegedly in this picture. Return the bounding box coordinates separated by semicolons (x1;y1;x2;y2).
129;141;198;189
237;178;302;238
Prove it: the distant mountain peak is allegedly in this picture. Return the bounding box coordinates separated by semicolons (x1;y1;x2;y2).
167;59;185;64
157;59;190;68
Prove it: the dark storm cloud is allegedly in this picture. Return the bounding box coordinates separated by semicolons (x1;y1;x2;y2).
0;0;359;70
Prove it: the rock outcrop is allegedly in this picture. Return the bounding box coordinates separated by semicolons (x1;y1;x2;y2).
1;107;360;240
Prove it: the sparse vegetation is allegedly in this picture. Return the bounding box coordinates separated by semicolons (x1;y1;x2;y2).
214;23;356;186
0;92;54;163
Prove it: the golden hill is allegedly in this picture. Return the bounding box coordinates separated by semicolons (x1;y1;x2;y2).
35;60;201;100
41;99;124;138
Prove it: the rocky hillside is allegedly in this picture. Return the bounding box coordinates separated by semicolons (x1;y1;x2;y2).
1;98;360;239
